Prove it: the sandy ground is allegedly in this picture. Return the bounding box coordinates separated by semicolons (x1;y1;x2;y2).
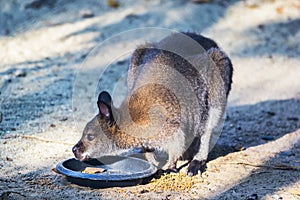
0;0;300;199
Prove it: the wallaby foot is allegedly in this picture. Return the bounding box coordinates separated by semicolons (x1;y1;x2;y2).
187;159;206;176
165;159;178;173
166;165;178;173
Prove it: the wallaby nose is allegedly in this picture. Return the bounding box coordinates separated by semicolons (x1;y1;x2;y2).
72;145;78;154
72;141;83;155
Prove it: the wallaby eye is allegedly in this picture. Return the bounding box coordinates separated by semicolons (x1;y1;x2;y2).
87;134;95;141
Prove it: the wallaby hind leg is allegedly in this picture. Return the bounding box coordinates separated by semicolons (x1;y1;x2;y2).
187;106;224;176
181;137;200;161
187;130;211;176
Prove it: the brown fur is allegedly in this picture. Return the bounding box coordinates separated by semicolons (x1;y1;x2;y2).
72;32;233;176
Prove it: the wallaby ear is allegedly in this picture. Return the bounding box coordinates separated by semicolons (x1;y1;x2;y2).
130;43;153;67
207;47;229;66
207;47;233;95
98;91;112;106
97;91;113;123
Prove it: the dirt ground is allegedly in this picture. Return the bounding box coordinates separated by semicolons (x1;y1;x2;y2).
0;0;300;199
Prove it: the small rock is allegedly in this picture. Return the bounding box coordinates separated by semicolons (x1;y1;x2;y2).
116;60;127;65
50;124;56;128
79;9;94;18
125;14;139;23
108;0;120;8
192;0;212;3
59;117;68;121
15;69;27;78
245;0;259;9
6;157;13;162
247;193;258;200
287;117;298;121
80;53;88;60
25;0;56;9
139;189;149;194
234;145;246;151
279;151;295;157
266;111;276;116
261;135;274;141
257;24;265;30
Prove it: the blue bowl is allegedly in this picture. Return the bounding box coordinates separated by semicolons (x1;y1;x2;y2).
56;155;157;188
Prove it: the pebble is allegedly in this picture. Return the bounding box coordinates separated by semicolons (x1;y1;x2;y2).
108;0;120;8
14;69;27;78
257;24;265;30
6;157;13;162
279;151;295;157
266;111;276;116
245;1;259;9
59;117;68;121
116;60;127;65
79;9;94;18
261;136;274;141
234;145;246;151
247;193;258;200
287;117;298;121
271;195;283;200
192;0;212;3
139;189;149;194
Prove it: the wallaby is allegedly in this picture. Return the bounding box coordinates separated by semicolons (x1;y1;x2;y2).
72;32;233;176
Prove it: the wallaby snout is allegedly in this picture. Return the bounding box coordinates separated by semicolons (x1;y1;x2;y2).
72;141;88;161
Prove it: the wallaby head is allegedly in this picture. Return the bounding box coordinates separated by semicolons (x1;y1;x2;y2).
72;91;118;161
72;85;181;161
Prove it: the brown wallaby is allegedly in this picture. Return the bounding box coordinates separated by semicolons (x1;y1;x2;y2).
72;32;233;176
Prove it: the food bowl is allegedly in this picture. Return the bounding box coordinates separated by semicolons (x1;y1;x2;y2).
56;155;157;188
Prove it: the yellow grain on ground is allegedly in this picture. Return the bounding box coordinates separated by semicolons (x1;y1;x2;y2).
148;172;204;192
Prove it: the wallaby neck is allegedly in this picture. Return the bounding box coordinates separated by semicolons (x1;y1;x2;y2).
106;122;144;149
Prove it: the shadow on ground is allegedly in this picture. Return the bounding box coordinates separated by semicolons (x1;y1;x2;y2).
209;98;300;199
0;0;299;199
0;55;77;134
233;18;300;58
1;97;299;199
213;131;300;199
0;0;105;36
